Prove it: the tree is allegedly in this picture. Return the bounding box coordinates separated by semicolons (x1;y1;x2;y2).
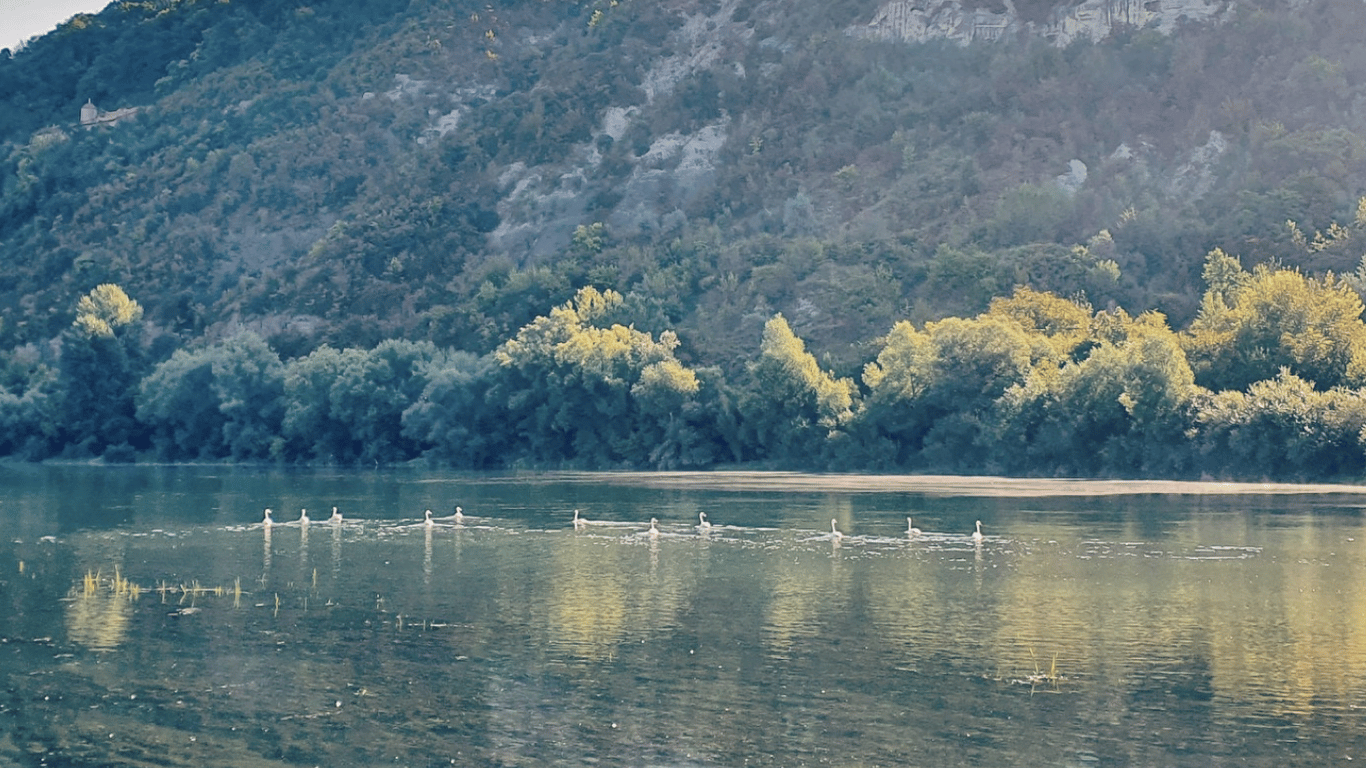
211;332;285;460
137;346;226;460
993;310;1198;476
1183;256;1366;392
328;339;440;465
740;314;856;464
858;312;1046;469
280;340;439;464
136;332;284;460
57;284;147;458
0;347;58;459
280;345;358;463
493;286;710;467
401;351;498;468
1191;370;1366;479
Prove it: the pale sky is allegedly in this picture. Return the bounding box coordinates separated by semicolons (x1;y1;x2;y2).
1;1;111;53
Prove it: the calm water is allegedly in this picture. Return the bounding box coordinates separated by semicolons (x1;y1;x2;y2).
2;465;1366;767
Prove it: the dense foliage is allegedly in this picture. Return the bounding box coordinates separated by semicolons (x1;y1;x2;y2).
4;265;1366;480
6;0;1366;479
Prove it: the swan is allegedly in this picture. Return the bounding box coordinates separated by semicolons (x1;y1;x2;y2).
971;520;984;544
453;506;464;526
328;507;342;524
424;509;435;528
697;511;712;530
647;518;661;538
262;508;274;527
830;519;844;540
298;508;309;525
572;509;586;530
906;517;922;536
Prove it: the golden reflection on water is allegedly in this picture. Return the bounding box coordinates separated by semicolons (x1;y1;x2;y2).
65;581;132;651
762;543;850;658
542;527;693;660
864;552;947;661
547;536;629;659
44;478;1366;740
1203;516;1366;719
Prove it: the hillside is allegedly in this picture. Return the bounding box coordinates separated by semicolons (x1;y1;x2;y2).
2;0;1364;367
5;0;1366;477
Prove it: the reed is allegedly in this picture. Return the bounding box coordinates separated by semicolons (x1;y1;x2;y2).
1025;646;1062;688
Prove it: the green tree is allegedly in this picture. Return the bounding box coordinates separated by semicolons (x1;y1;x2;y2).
401;351;498;468
859;314;1043;469
0;347;59;458
280;345;358;463
740;314;856;464
493;286;708;467
58;284;147;458
1183;257;1366;392
993;310;1198;475
328;339;440;464
211;332;285;460
136;332;284;460
281;340;439;464
137;346;225;460
1191;370;1366;479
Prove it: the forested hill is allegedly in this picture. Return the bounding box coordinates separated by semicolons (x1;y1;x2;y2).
6;0;1366;478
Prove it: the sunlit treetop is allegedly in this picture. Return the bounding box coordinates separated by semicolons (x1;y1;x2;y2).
73;284;143;339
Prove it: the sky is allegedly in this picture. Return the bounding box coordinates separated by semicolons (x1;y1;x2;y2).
1;0;111;53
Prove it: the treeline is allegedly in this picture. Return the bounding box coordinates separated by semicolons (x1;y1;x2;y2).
7;247;1366;481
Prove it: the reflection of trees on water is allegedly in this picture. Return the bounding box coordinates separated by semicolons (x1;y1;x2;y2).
542;529;691;660
28;490;1366;768
547;536;629;659
863;551;946;659
762;502;855;658
65;587;132;651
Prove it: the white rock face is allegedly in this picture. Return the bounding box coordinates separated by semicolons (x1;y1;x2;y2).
1170;129;1227;198
1057;158;1088;195
851;0;1229;46
639;0;753;101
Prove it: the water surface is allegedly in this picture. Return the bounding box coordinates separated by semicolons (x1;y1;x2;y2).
2;465;1365;766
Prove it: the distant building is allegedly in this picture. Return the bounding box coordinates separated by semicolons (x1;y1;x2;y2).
79;98;139;128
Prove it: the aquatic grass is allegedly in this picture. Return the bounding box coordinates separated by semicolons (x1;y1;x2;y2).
74;568;246;608
1017;646;1064;692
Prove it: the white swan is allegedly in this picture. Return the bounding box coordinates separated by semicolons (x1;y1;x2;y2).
971;520;984;544
328;507;342;524
424;509;435;528
263;508;274;527
298;508;309;525
453;506;464;526
906;517;922;536
647;518;660;538
697;511;712;530
830;519;844;540
572;509;586;530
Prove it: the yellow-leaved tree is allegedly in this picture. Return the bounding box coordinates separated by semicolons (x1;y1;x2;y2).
1183;250;1366;392
59;284;147;459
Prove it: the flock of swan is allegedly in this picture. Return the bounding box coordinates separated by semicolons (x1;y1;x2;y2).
260;505;990;545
